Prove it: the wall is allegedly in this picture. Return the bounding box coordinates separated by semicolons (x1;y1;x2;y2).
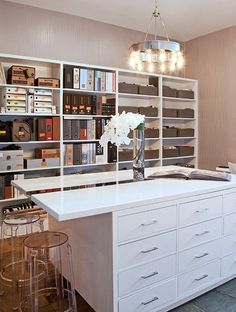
185;26;236;170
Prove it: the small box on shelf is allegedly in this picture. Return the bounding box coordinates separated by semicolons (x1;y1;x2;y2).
139;106;158;117
24;158;60;169
118;82;138;94
138;85;158;96
163;86;178;97
163;108;178;118
119;149;133;161
178;109;194;118
163;146;179;158
178;146;194;156
145;128;159;138
163;127;178;138
145;149;159;159
178;128;195;137
177;89;194;99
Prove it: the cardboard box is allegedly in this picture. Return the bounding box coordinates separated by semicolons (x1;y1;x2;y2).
34;89;53;96
64;144;73;166
0;150;23;161
178;89;194;99
163;108;178;117
0;159;24;171
178;109;194;118
52;117;60;141
145;149;159;159
138;85;158;96
118;106;138;114
7;76;34;86
163;127;178;137
8;66;35;78
178;146;194;156
24;158;60;169
139;106;158;117
35;78;60;88
163;86;177;97
119;149;133;161
118;82;139;94
6;107;26;113
5;87;27;94
178;128;195;137
145;128;159;138
163;147;179;158
35;148;60;159
34;95;52;102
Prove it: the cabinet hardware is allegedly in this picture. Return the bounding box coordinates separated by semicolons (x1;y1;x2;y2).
195;231;209;236
195;252;209;259
194;208;209;213
141;220;158;227
141;271;159;279
141;296;159;305
141;247;159;254
195;274;208;281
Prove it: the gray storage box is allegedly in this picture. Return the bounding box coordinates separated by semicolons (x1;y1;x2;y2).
24;157;60;169
145;149;159;159
178;128;195;137
178;146;194;156
139;107;158;117
163;86;177;97
178;89;194;99
178;109;194;118
138;85;158;96
163;108;178;118
145;128;159;138
119;83;139;94
163;127;178;138
119;150;133;161
0;150;23;161
118;106;138;114
163;147;179;158
0;159;24;171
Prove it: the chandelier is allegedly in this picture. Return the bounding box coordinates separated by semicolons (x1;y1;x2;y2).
129;0;184;73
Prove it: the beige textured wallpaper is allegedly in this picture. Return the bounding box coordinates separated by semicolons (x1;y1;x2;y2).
185;26;236;170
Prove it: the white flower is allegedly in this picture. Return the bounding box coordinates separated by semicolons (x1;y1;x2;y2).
99;112;145;147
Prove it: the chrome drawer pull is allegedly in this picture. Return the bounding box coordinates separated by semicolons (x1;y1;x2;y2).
195;230;209;237
195;252;209;259
195;274;208;281
141;296;159;305
141;220;158;227
141;271;159;279
194;208;209;213
141;247;159;254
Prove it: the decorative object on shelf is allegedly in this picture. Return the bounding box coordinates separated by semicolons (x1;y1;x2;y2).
128;0;184;73
100;112;145;181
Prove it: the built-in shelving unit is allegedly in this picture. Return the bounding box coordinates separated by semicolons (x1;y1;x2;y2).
0;53;198;203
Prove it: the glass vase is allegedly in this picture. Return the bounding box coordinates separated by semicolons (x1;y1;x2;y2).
133;123;145;181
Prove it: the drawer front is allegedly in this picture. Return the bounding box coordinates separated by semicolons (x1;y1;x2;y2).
178;261;220;296
178;219;221;251
118;231;176;270
119;278;177;312
119;254;176;297
178;240;220;273
221;234;236;257
222;253;236;277
179;196;222;227
223;192;236;215
118;205;177;243
224;213;236;236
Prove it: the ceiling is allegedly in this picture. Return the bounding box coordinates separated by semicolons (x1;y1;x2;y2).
6;0;236;41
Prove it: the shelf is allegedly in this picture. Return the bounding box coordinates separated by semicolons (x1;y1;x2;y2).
145;116;160;120
63;163;115;168
63;114;111;119
0;195;28;203
119;158;160;164
163;137;196;140
163;96;196;102
163;117;195;121
0;141;60;144
118;93;160;99
163;155;196;160
63;88;115;95
0;84;60;91
63;139;100;143
0;113;60;117
0;166;60;174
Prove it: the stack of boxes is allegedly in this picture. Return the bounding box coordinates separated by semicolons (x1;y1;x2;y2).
1;87;27;113
33;89;56;114
7;66;35;86
0;149;24;171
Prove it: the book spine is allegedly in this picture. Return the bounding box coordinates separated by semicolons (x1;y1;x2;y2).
64;144;73;166
81;144;88;164
80;69;88;90
101;72;106;92
52;117;60;141
80;120;87;140
71;94;79;115
38;118;46;141
45;118;53;141
63;67;73;89
63;119;72;140
63;93;72;114
96;95;102;115
87;70;94;91
73;68;80;89
71;119;80;140
78;95;86;115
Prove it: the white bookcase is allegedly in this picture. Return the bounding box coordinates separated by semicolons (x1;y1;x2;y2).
0;53;198;204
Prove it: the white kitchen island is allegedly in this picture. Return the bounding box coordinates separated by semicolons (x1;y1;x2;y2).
17;171;236;312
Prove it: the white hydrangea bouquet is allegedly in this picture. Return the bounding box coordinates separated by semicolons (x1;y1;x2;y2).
99;111;145;146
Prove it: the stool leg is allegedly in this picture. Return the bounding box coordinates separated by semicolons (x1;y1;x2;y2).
11;225;20;311
0;222;5;296
54;245;64;311
67;243;77;312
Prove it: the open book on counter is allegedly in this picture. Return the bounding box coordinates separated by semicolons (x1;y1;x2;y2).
148;168;231;182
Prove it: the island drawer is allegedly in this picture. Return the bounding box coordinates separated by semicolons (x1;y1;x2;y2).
224;213;236;236
178;260;220;296
221;233;236;257
117;205;177;243
179;196;222;227
118;254;176;297
178;219;221;251
178;240;220;273
119;278;177;312
221;253;236;277
118;230;176;270
223;192;236;215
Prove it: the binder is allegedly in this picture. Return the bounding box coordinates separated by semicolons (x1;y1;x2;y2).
85;96;92;115
101;72;106;92
96;95;103;115
94;71;101;91
81;144;88;164
96;118;102;139
80;120;87;140
73;144;82;165
87;69;94;91
91;95;97;115
73;68;80;89
63;93;72;114
52;117;60;141
45;118;53;141
63;119;72;140
37;118;46;141
64;144;73;166
108;142;117;163
71;94;79;114
63;67;73;88
80;69;88;90
71;119;80;140
78;95;86;114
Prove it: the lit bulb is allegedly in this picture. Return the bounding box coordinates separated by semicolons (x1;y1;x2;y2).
137;62;143;71
171;52;177;63
146;49;152;63
169;62;176;72
159;50;167;63
160;63;166;72
140;52;146;62
148;63;154;72
152;53;158;63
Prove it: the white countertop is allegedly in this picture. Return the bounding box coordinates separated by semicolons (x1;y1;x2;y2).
31;172;236;221
12;166;177;194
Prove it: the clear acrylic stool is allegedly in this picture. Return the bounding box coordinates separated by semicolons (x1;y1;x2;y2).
0;213;42;310
21;231;77;312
